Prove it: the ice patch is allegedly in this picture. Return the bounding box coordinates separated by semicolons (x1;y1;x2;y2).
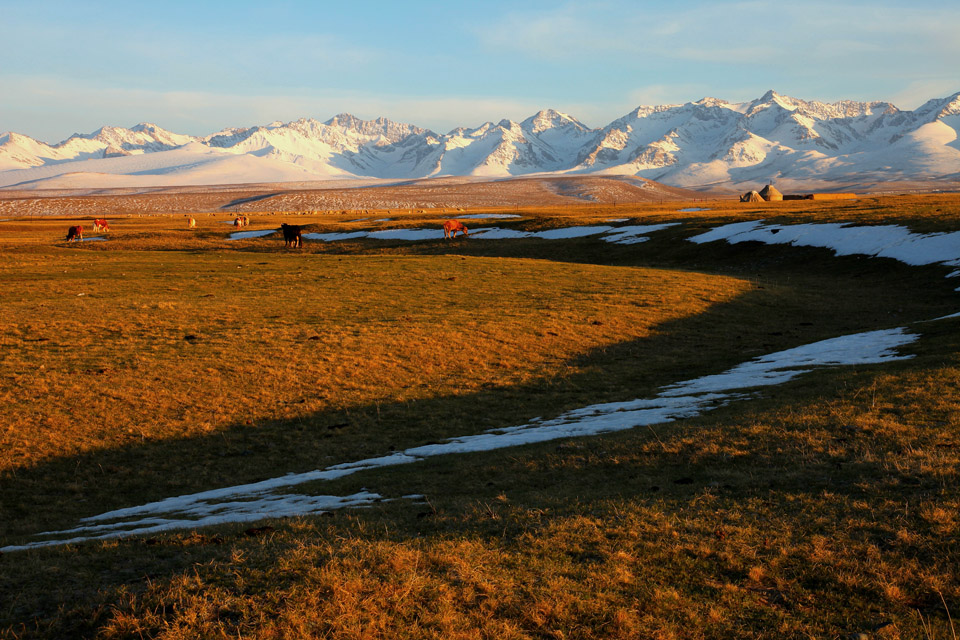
690;220;960;267
602;224;678;245
536;225;616;239
468;227;534;239
928;310;960;321
1;326;916;552
456;214;522;219
227;229;277;240
370;228;444;241
303;231;369;242
6;492;381;551
298;223;677;245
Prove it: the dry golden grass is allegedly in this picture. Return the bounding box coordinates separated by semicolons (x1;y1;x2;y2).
1;193;959;639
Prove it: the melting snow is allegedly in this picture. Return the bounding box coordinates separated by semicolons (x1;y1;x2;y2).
690;220;960;268
1;327;916;552
370;228;442;241
227;229;278;240
303;231;369;242
299;223;678;244
456;213;522;219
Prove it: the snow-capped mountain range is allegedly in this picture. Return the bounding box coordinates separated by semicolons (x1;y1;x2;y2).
2;90;959;191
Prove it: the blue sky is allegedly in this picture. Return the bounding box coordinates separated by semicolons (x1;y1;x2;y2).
2;0;959;142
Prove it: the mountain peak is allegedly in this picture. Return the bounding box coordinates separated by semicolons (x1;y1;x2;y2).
522;108;586;133
757;89;802;111
325;113;360;127
937;91;960;117
3;89;959;188
694;97;729;108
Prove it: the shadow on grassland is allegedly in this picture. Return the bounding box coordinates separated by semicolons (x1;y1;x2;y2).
2;237;955;545
3;305;958;638
2;241;959;637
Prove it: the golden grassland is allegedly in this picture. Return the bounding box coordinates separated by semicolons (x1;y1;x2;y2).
1;194;959;638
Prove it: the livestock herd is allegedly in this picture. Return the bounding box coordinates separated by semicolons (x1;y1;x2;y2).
58;217;470;247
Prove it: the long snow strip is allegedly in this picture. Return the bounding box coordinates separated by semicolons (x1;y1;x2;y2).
2;327;916;552
302;223;678;245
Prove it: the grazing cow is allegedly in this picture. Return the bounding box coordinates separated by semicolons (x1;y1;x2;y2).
92;218;109;232
442;220;469;239
241;215;249;227
281;223;303;248
66;225;83;242
187;217;197;229
234;217;243;227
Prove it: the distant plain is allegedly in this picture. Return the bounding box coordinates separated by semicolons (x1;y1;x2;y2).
1;183;958;639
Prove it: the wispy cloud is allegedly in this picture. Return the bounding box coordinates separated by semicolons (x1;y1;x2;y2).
476;1;960;71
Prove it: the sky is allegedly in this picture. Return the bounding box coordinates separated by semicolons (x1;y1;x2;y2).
2;0;959;143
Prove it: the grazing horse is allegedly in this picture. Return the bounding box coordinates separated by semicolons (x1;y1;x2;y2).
281;223;302;248
92;218;109;232
442;220;469;239
187;217;197;229
66;225;83;242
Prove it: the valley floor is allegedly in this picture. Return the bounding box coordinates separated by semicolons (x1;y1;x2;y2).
1;194;958;639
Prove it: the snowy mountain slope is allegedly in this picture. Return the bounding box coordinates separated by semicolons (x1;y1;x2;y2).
0;123;196;172
1;90;959;190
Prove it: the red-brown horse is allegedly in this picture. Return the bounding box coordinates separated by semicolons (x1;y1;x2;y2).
442;220;469;239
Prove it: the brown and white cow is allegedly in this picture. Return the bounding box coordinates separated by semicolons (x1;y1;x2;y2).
187;217;197;229
442;220;469;239
66;225;83;242
92;218;109;232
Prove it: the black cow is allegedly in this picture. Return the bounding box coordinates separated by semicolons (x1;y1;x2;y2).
281;223;302;248
66;225;83;242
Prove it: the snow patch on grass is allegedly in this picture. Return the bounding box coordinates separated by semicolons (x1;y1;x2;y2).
456;213;522;219
1;326;916;551
227;229;278;240
690;220;960;267
300;223;678;244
